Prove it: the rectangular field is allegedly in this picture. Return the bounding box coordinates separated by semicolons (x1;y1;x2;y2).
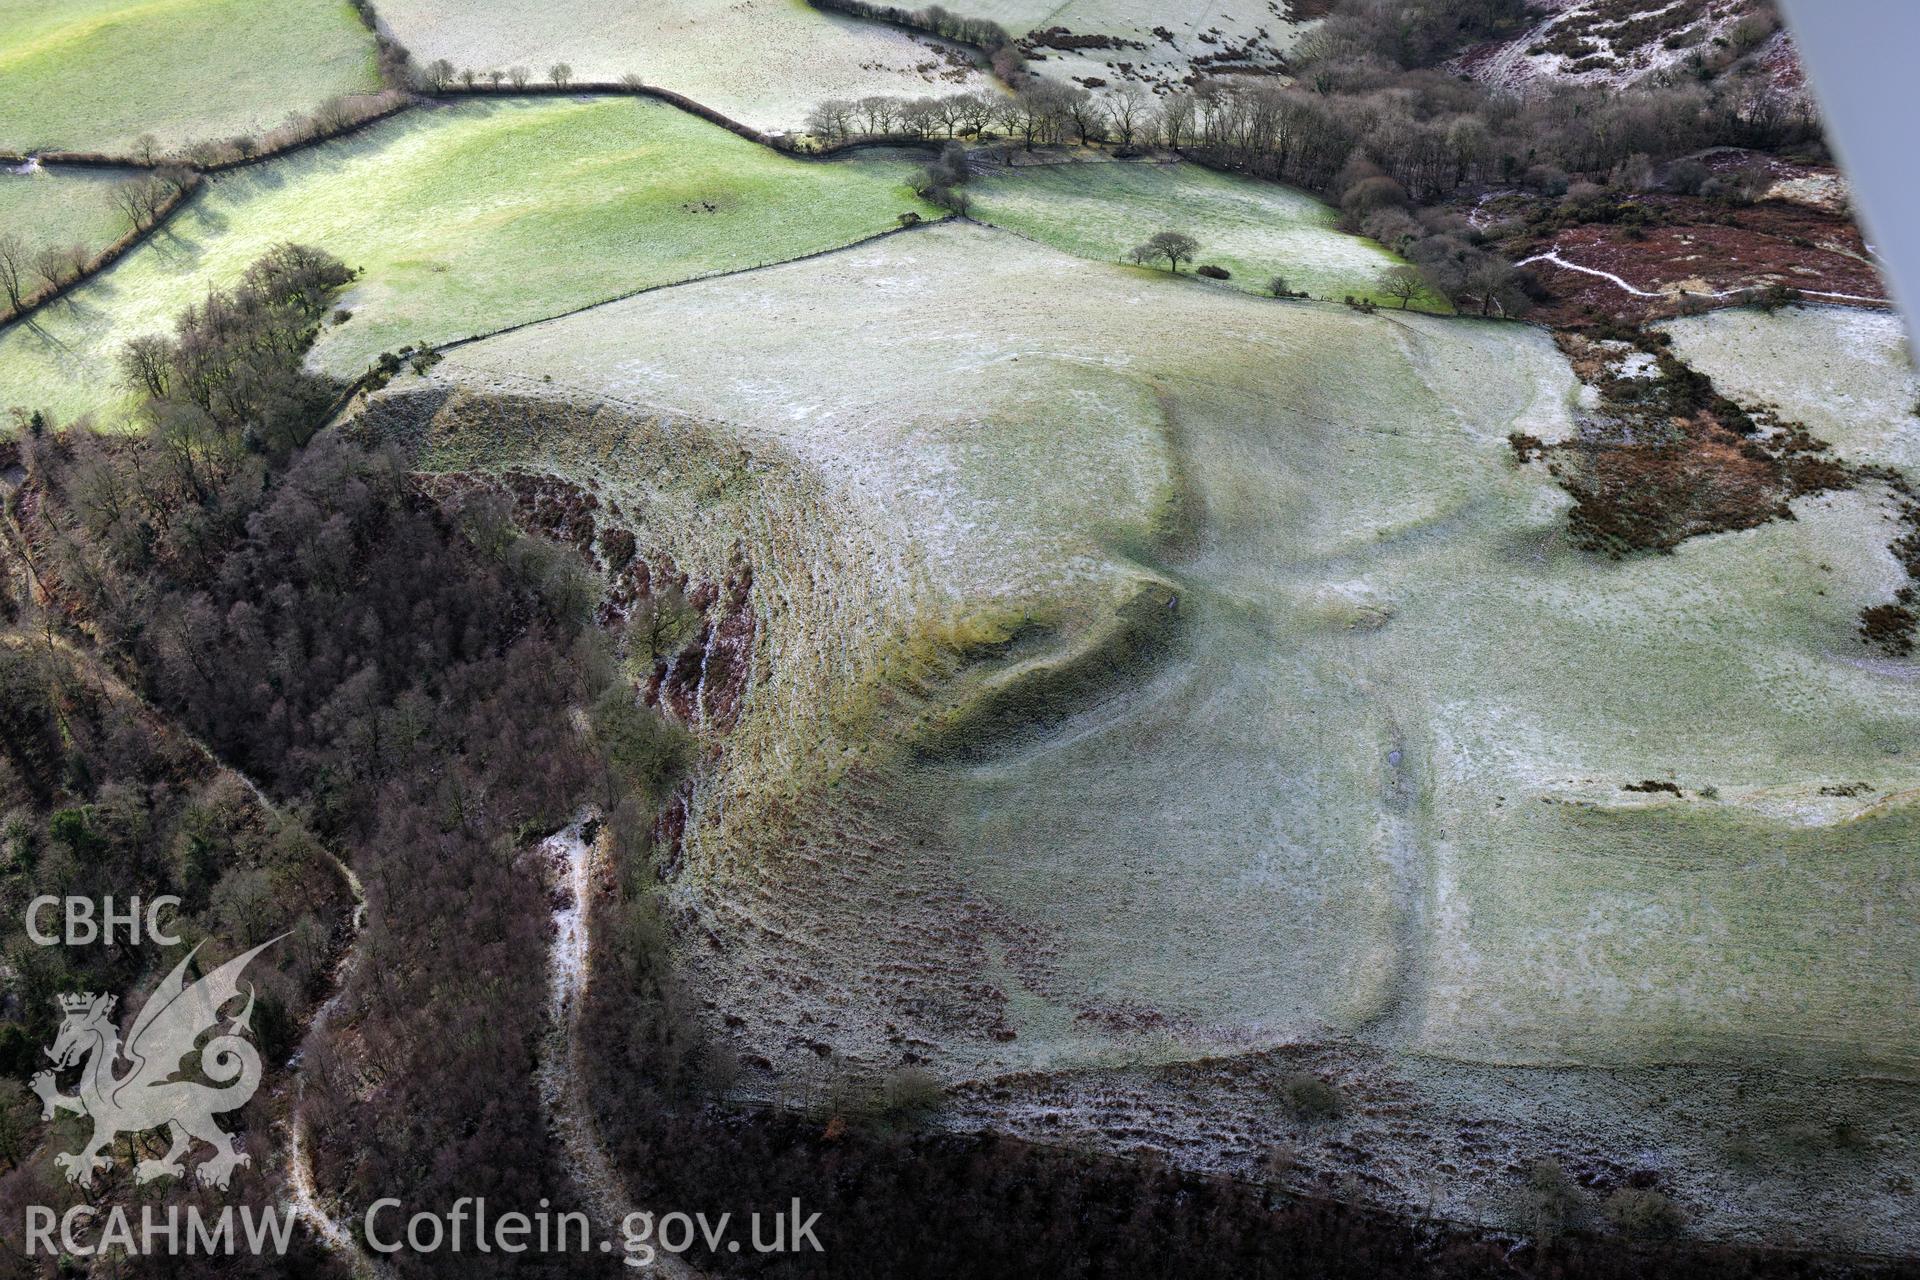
374;0;990;135
0;0;380;155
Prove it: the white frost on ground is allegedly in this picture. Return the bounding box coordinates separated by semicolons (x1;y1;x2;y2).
388;224;1920;1251
536;816;703;1280
1517;247;1886;304
1456;0;1796;96
374;0;988;133
1660;305;1920;469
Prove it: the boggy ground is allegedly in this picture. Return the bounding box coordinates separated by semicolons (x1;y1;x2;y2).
358;223;1920;1252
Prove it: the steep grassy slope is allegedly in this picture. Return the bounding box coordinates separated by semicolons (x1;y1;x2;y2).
0;97;933;425
367;223;1920;1247
969;156;1443;308
0;162;134;257
374;0;989;134
0;0;379;155
419;221;1920;1077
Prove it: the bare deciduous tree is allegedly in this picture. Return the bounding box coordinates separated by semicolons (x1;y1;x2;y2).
1133;230;1199;273
1157;92;1196;151
0;233;27;312
549;62;573;87
805;99;857;143
1376;264;1426;309
858;95;900;136
1105;83;1148;149
1059;85;1100;145
29;248;66;293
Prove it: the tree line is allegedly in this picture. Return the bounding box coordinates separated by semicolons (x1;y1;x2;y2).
0;167;198;327
1;244;645;1273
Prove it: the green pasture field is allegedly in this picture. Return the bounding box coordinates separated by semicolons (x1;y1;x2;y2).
0;96;934;425
968;156;1447;309
0;162;135;259
0;0;379;155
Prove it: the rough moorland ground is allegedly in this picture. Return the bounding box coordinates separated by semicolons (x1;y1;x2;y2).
363;222;1920;1252
968;153;1443;307
0;97;933;425
374;0;989;135
1660;305;1920;469
0;0;380;154
966;0;1312;94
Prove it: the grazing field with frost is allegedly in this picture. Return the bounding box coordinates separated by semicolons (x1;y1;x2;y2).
374;0;989;134
367;223;1920;1248
1660;304;1920;470
0;0;379;155
0;97;931;425
0;162;135;258
969;156;1443;308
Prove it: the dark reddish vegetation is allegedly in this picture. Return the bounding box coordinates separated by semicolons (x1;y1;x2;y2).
1021;26;1145;52
1511;318;1920;655
1858;495;1920;655
1500;186;1883;327
1514;324;1858;557
1546;415;1828;554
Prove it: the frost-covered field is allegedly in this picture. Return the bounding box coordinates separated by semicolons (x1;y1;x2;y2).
0;98;930;425
1661;304;1920;470
371;223;1920;1247
0;0;379;154
969;155;1442;307
0;162;135;258
962;0;1310;94
374;0;989;134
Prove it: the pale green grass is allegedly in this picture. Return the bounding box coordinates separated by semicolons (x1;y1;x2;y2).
401;224;1920;1080
392;223;1920;1247
0;0;379;155
0;97;934;425
0;163;134;258
427;223;1920;1078
968;157;1445;309
374;0;990;135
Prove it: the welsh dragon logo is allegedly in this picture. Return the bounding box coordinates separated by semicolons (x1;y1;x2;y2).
31;937;281;1190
